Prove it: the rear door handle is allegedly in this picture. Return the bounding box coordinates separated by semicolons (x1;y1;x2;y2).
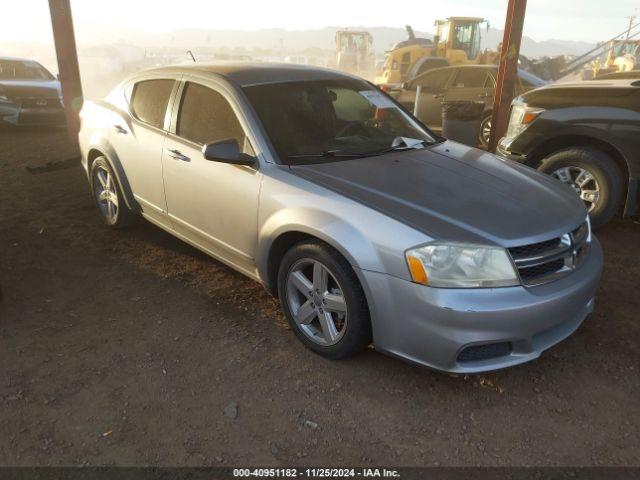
478;92;490;99
166;148;190;162
113;125;127;134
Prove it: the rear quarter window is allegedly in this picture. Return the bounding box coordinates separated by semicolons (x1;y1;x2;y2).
130;79;174;129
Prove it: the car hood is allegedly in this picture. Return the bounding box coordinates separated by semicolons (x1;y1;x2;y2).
289;141;587;247
0;79;61;99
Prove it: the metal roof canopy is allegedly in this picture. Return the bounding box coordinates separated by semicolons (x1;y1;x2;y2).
47;0;527;150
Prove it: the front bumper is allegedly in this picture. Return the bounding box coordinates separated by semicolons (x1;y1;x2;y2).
497;137;528;164
359;237;603;373
0;102;65;126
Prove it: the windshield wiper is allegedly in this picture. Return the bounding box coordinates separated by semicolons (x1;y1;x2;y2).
286;150;372;160
287;138;437;161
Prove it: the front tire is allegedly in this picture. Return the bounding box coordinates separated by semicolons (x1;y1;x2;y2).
277;240;371;360
90;156;136;228
538;147;624;228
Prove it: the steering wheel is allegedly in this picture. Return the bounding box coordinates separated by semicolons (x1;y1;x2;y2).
335;121;367;138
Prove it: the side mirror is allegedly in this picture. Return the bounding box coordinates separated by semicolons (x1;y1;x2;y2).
202;139;255;166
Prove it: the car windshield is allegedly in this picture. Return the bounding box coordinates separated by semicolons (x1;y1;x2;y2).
0;60;55;80
518;69;547;88
243;79;436;163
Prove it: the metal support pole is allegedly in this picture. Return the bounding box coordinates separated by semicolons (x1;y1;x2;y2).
413;85;422;117
488;0;527;153
48;0;83;144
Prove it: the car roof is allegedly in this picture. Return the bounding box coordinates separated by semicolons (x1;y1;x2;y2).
420;64;497;75
0;56;41;62
135;62;362;87
537;78;640;89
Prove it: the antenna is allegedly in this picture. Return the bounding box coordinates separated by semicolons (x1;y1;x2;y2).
187;50;197;62
627;13;638;40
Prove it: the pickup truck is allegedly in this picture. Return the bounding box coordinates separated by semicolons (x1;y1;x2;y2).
498;79;640;227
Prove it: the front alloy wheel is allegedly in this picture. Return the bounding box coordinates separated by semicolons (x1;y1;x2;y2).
551;166;601;212
277;240;371;359
286;259;347;346
539;147;624;228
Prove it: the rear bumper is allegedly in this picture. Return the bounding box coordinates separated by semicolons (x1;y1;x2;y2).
359;237;603;373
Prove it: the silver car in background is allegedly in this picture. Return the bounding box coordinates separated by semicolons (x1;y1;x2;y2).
0;56;65;126
78;63;602;373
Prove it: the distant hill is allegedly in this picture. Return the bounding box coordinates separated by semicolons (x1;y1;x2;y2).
480;28;596;58
74;23;596;59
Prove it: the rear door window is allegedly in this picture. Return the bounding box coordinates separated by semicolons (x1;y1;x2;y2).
452;68;490;89
176;82;246;147
130;79;174;129
419;69;454;91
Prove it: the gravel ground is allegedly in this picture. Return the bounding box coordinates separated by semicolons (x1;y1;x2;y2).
0;126;639;467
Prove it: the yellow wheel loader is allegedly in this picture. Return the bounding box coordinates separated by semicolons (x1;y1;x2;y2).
374;18;498;88
335;30;375;78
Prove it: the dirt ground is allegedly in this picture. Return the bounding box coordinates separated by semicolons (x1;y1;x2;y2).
1;125;639;467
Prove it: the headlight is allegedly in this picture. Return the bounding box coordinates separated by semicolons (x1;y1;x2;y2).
406;242;520;288
505;105;544;139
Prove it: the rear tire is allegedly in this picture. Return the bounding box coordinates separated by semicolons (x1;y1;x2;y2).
538;147;624;228
479;113;492;148
90;156;136;228
277;240;371;360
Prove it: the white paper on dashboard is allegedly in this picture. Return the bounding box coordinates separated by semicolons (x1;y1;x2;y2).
358;90;397;109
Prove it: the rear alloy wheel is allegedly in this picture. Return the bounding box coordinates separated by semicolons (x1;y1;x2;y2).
278;240;371;359
539;147;624;228
90;156;135;228
479;114;492;148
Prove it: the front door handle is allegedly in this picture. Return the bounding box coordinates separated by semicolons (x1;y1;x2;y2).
166;148;190;162
113;125;128;134
433;93;444;99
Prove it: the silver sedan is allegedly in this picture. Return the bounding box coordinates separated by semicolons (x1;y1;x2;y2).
78;63;602;373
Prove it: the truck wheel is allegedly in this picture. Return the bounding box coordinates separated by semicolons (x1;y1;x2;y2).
538;147;624;228
90;157;136;228
278;240;371;360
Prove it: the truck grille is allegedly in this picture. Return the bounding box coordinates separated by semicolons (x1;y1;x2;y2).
508;222;590;287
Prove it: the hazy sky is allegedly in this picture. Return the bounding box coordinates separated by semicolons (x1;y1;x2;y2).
3;0;639;44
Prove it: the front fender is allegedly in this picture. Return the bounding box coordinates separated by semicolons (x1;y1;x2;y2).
524;108;639;175
257;206;383;284
255;169;430;288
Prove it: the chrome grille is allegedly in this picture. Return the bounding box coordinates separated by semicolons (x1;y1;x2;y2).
508;222;590;287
